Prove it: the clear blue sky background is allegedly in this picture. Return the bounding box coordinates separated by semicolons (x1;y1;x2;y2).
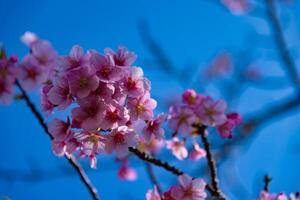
1;0;300;199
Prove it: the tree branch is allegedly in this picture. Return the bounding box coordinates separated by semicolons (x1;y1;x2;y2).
265;0;300;91
198;127;227;200
15;80;100;200
145;162;162;195
263;175;272;192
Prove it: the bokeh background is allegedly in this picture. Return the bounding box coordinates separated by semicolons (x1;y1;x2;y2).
1;0;300;199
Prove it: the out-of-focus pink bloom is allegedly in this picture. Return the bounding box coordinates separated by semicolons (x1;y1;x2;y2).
168;105;196;136
259;191;276;200
146;186;161;200
0;79;14;105
205;52;232;79
21;32;39;47
48;118;72;141
18;55;45;90
31;40;57;71
217;112;242;138
0;58;17;83
41;84;54;113
48;76;73;110
76;131;105;168
122;67;149;98
162;188;176;200
90;51;123;83
101;101;130;130
138;136;164;154
118;163;137;181
182;89;204;107
277;193;288;200
105;46;136;67
67;66;99;98
189;143;206;161
143;114;166;141
221;0;250;15
196;97;227;127
166;137;188;160
127;92;157;121
104;126;137;158
170;174;206;200
59;45;88;71
71;96;106;130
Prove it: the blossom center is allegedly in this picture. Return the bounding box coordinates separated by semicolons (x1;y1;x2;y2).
113;132;125;144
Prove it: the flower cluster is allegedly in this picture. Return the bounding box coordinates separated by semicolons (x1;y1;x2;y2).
30;38;159;169
146;174;207;200
259;191;299;200
166;89;242;160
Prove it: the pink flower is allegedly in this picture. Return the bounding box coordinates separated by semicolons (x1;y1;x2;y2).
104;126;137;158
143;114;166;141
59;45;88;71
221;0;250;15
217;112;242;138
146;186;161;200
127;92;157;121
182;89;204;107
18;55;45;90
31;40;57;70
0;58;17;83
189;143;206;161
0;79;14;105
90;51;123;83
76;131;105;168
137;137;164;154
41;84;54;113
168;105;196;136
259;191;276;200
122;67;149;98
171;174;206;200
47;76;73;110
93;81;115;102
49;118;79;156
67;66;99;98
71;96;106;130
118;163;137;181
21;31;39;47
101;101;130;130
166;137;188;160
195;97;227;127
105;46;136;67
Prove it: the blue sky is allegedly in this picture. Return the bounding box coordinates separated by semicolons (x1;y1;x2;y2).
0;0;300;199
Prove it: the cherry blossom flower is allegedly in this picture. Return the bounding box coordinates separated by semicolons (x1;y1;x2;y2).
146;186;161;200
104;126;137;158
127;92;157;121
71;96;106;130
217;112;242;138
101;101;130;130
59;45;88;71
67;66;99;98
259;191;276;200
166;137;188;160
76;130;106;168
31;40;57;71
21;31;39;47
90;51;122;83
170;174;206;200
168;105;196;136
47;76;73;110
189;143;206;161
41;84;54;113
0;79;14;105
195;97;227;127
105;46;136;67
18;55;45;90
143;114;166;141
122;67;150;98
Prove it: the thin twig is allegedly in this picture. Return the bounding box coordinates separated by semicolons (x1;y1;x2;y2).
145;162;162;194
15;80;100;200
265;0;300;91
128;147;219;198
263;175;272;192
198;128;227;200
